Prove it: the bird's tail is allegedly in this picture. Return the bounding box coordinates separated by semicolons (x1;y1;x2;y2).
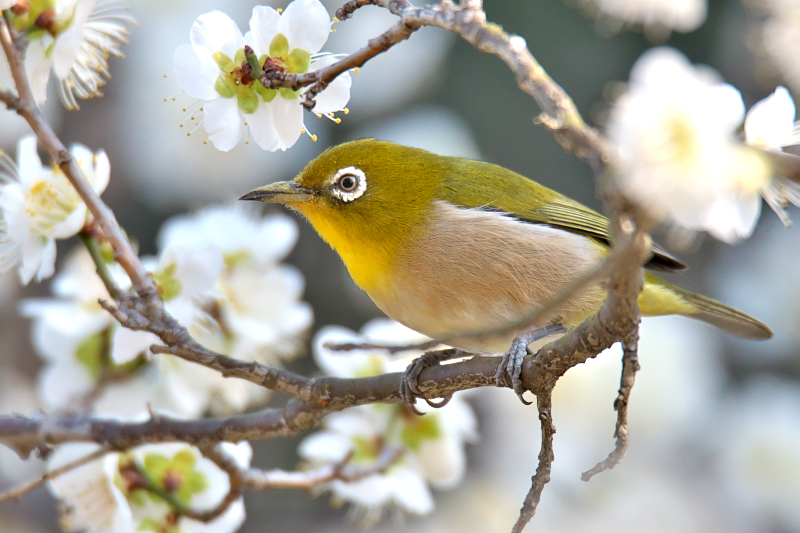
639;272;773;340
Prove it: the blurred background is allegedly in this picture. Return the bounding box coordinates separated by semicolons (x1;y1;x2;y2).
3;0;800;531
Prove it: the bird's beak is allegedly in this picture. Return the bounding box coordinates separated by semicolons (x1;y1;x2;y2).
239;181;315;204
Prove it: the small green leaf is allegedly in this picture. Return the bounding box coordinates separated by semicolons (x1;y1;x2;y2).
213;51;235;73
234;48;246;66
279;87;300;100
215;75;235;99
237;89;259;114
350;436;380;464
286;48;311;74
254;81;277;103
137;517;164;532
269;33;290;59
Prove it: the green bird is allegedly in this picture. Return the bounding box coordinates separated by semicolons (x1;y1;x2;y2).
241;139;772;407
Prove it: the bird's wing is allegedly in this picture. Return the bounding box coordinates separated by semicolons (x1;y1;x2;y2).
440;159;686;272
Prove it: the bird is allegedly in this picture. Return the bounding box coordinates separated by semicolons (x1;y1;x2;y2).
240;139;772;411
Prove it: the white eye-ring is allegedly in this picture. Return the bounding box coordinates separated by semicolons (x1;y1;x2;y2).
331;166;367;202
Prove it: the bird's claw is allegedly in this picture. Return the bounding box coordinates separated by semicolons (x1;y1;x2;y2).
496;324;567;405
400;348;461;415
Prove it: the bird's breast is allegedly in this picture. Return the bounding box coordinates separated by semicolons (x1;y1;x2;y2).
368;200;608;354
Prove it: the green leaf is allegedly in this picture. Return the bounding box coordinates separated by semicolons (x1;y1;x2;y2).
269;33;290;59
152;262;183;302
237;89;259;114
215;75;235;99
213;51;235;73
234;48;246;66
254;81;277;103
286;48;311;74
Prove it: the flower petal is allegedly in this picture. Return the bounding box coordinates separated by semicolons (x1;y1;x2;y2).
16;136;43;183
173;44;221;101
52;0;94;79
190;11;244;58
280;0;331;55
310;57;351;114
705;83;746;133
35;238;58;282
26;40;51;104
248;102;280;151
203;97;243;151
249;5;282;57
270;96;303;150
745;86;797;150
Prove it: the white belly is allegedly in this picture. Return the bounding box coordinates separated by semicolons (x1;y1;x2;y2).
371;201;607;354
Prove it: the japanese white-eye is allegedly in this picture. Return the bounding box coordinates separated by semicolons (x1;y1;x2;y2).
241;139;771;362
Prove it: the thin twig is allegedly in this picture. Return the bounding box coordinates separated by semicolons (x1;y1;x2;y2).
323;339;441;354
511;392;556;533
581;333;641;481
79;231;120;299
0;447;110;503
244;446;404;491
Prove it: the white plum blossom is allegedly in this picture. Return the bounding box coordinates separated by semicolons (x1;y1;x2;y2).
742;86;800;227
0;135;109;283
583;0;707;34
0;38;50;105
2;0;133;109
608;47;771;243
299;319;477;524
173;0;351;152
145;204;311;416
20;246;155;411
48;441;251;533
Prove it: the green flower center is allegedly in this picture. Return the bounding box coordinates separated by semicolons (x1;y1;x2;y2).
213;33;311;114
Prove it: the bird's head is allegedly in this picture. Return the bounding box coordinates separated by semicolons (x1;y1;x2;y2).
240;139;451;287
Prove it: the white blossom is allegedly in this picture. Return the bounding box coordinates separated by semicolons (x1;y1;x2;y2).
48;441;251;533
584;0;707;34
146;205;311;416
173;0;351;152
20;246;154;411
300;319;477;524
608;47;770;243
0;135;109;283
0;39;50;104
743;86;800;227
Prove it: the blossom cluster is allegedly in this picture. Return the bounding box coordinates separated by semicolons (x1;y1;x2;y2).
302;319;478;525
0;0;134;109
608;47;800;243
173;0;352;152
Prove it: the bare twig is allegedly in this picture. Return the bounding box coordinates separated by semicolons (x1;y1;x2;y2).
244;446;404;491
581;333;641;481
78;232;120;299
323;339;441;354
512;392;556;533
0;447;110;504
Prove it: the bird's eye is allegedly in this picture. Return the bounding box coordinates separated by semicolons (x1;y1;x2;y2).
338;174;358;192
330;166;367;202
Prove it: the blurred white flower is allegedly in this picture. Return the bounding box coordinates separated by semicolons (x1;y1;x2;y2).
20;246;155;411
300;319;477;524
608;47;770;243
173;0;350;152
0;135;109;283
4;0;134;109
148;204;312;416
743;86;800;227
0;369;43;484
583;0;707;34
0;0;16;9
758;0;800;96
48;441;251;533
0;39;50;104
717;378;800;531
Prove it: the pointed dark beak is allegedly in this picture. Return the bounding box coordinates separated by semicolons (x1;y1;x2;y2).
239;181;315;203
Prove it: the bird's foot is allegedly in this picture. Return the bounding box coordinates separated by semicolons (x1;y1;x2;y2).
400;348;463;415
495;324;568;404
